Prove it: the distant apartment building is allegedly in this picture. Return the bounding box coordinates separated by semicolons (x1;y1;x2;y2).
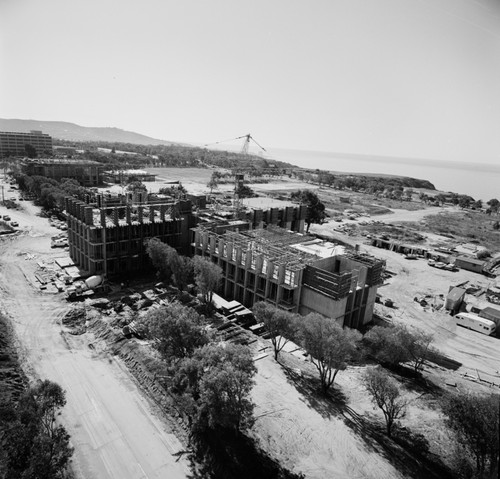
192;226;385;329
23;159;103;186
66;193;195;276
0;130;53;157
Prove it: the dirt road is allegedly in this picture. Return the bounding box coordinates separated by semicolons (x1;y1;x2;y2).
0;184;190;478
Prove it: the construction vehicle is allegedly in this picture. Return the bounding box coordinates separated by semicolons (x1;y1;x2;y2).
66;275;109;301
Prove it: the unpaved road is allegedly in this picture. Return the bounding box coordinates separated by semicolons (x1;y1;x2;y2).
0;183;190;479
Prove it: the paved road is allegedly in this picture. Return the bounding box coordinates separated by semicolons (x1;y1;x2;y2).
0;182;191;479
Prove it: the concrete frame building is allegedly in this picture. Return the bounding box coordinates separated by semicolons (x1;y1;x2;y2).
103;169;157;184
0;130;53;157
196;198;308;235
66;194;194;276
24;159;103;186
192;226;385;329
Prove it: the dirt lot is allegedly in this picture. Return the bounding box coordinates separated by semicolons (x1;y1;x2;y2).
0;177;191;479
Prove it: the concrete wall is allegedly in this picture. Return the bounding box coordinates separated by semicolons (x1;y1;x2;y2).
298;285;348;325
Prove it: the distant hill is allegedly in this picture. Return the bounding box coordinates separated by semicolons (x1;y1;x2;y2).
0;119;176;146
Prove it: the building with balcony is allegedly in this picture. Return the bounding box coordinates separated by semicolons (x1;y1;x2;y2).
0;130;53;157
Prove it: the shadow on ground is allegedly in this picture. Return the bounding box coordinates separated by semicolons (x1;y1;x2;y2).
279;356;455;479
187;428;304;479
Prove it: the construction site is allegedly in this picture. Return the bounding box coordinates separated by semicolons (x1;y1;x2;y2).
192;225;385;329
65;193;195;276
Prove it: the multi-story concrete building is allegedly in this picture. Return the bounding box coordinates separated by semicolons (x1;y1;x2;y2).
102;169;157;184
0;130;53;157
24;159;103;186
192;226;385;329
196;197;308;234
66;194;194;276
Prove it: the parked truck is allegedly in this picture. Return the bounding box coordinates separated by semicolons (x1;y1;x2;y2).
66;275;108;301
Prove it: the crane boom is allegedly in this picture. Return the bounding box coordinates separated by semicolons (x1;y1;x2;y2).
204;133;266;155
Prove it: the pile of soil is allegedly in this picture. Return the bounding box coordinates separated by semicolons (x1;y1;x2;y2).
61;307;86;335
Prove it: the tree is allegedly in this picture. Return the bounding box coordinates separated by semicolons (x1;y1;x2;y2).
139;302;210;361
487;198;500;214
299;314;361;393
403;327;434;374
364;324;433;373
235;184;255;199
435;193;447;206
442;392;499;476
364;367;407;437
24;143;37;158
126;180;146;192
290;190;327;232
193;256;222;304
253;302;298;361
145;237;185;284
472;199;483;210
1;380;73;479
172;343;256;435
207;172;219;194
364;324;410;368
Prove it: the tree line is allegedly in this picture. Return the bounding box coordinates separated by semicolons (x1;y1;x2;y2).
0;380;73;478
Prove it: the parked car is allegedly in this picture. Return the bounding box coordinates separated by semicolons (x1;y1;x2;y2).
2;215;11;221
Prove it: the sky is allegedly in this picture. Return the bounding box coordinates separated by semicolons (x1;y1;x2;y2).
1;0;499;164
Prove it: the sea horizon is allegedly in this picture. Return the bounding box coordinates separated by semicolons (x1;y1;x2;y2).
266;147;499;203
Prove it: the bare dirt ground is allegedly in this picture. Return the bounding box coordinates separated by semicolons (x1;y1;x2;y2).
0;179;191;479
250;352;407;479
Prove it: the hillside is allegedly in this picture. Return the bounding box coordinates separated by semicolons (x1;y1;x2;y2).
0;118;176;146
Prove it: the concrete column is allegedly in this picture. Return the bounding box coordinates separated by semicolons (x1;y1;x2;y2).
113;208;119;226
126;206;131;224
255;255;263;275
160;204;166;221
100;209;106;227
137;206;143;223
149;205;155;223
84;207;93;226
278;264;286;284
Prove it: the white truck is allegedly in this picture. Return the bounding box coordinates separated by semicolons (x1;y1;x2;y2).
66;275;108;301
455;312;496;336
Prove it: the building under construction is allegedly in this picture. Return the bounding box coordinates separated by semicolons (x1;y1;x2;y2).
192;226;385;329
66;193;194;276
24;159;102;186
195;196;308;235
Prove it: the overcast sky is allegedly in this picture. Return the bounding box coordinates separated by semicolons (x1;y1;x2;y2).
1;0;499;163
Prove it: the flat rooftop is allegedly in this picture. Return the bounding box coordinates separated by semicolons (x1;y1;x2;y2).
241;197;298;209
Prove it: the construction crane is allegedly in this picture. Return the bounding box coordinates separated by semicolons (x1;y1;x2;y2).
204;134;267;156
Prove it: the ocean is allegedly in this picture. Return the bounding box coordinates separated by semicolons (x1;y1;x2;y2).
266;148;499;203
